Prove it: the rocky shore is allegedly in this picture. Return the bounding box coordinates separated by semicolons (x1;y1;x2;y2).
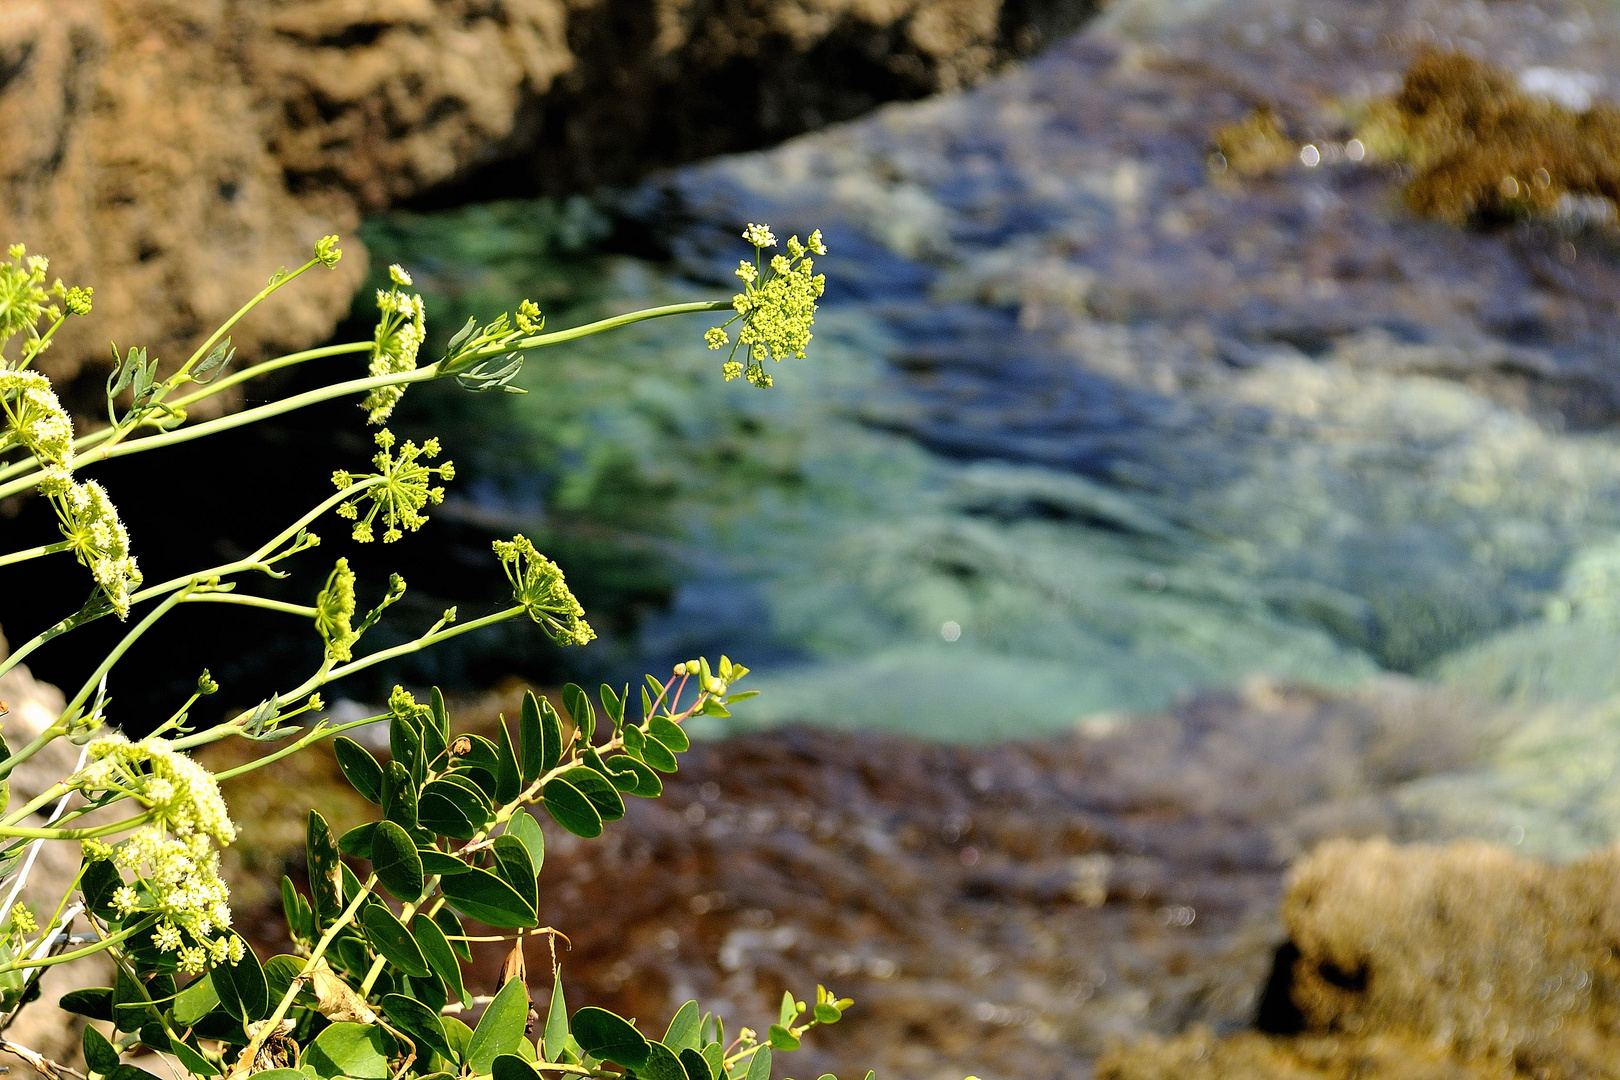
0;0;1091;412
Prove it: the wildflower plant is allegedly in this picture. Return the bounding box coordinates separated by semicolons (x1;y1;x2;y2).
0;229;866;1080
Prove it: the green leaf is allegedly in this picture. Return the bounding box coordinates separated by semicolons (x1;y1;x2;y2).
496;718;523;804
391;714;423;783
171;973;220;1027
639;734;680;774
571;1007;649;1069
543;969;569;1062
412;913;467;1007
381;760;419;832
567;766;625;821
281;876;311;942
418;776;491;839
541;776;602;838
638;1041;687;1080
607;755;663;797
440;865;537;929
434;907;472;961
599;684;625;727
383;993;454;1063
338;821;378;859
429;686;451;743
583;748;637;792
505;809;546;874
681;1048;714;1080
372;820;425;902
81;858;123;921
84;1021;120;1073
333;737;384;803
169;1036;221;1077
664;1001;701;1053
622;725;648;760
702;1042;724;1080
245;1072;302;1080
778;993;797;1028
649;716;691;753
490;834;539;914
60;987;113;1022
493;1054;542;1080
519;691;546;784
746;1047;772;1080
467;978;530;1073
410;971;449;1016
307;811;343;925
562;683;595;744
767;1025;799;1051
442;1017;474;1069
211;935;268;1022
262;955;317;1009
106;1067;165;1080
541;696;565;771
813;1003;841;1024
304;1022;391;1080
419;848;471;876
456;734;503;777
361;903;431;977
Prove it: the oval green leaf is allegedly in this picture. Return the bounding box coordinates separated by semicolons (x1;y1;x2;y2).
440;865;537;929
504;809;546;874
564;766;625;822
411;912;467;1007
383;992;454;1063
571;1006;649;1069
541;776;602;838
496;719;522;804
333;737;383;803
466;978;530;1073
211;935;268;1022
361;902;430;978
304;1022;391;1080
371;819;425;902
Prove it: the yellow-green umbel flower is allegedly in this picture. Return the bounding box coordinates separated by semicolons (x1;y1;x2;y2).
706;225;827;388
54;479;142;618
361;280;426;424
0;369;75;491
315;558;359;662
494;534;595;646
333;429;454;542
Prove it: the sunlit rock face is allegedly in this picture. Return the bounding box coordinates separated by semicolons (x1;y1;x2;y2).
0;0;1090;412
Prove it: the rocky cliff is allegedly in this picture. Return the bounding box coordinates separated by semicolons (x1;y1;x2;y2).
0;0;1090;413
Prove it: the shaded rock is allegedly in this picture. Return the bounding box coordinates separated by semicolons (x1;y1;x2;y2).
1101;837;1620;1079
0;0;1089;411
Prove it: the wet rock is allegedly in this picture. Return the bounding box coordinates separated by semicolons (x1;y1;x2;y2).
0;0;1088;410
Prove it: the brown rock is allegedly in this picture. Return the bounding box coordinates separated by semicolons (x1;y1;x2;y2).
1101;838;1620;1079
0;0;1089;414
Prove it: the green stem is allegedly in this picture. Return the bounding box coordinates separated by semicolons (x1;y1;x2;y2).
181;594;319;619
55;586;196;736
0;540;73;569
461;301;731;363
211;715;386;781
0;811;151;840
230;874;378;1080
0;916;155;975
277;606;524;702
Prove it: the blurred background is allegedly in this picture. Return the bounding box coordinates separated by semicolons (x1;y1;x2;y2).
5;0;1620;1076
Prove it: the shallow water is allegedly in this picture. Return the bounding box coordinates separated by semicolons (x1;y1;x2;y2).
366;0;1620;751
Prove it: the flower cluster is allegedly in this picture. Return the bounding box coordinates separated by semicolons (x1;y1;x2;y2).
315;558;359;662
360;265;426;425
54;479;142;618
705;225;826;388
0;369;74;489
81;734;241;974
494;534;595;646
314;234;343;269
332;429;454;543
0;244;92;365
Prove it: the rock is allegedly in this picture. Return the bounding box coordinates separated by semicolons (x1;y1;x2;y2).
229;676;1561;1080
0;0;1091;413
1099;837;1620;1079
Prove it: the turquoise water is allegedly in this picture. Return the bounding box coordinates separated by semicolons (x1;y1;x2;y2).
361;196;1620;750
